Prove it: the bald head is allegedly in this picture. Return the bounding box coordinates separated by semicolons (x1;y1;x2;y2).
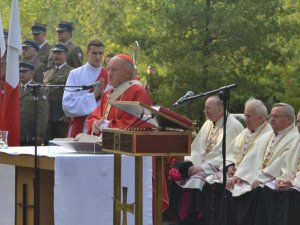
204;96;224;122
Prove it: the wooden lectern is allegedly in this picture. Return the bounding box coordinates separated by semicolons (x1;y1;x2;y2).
102;101;193;225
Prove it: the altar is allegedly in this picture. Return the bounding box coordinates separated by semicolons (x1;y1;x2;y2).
0;146;153;225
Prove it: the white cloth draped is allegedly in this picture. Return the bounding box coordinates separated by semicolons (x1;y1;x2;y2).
0;147;153;225
0;164;15;225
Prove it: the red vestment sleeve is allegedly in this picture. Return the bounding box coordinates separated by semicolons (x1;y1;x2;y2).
86;84;153;134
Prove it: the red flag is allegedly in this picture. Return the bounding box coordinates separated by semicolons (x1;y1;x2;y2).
0;14;7;126
1;0;22;146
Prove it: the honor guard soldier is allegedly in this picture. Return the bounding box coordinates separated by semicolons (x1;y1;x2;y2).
19;61;48;146
43;43;73;139
22;39;48;83
48;21;83;69
31;22;52;65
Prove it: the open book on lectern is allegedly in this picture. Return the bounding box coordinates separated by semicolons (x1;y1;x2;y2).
109;101;193;131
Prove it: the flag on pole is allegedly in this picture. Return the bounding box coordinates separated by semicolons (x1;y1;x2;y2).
0;14;6;126
0;14;5;57
1;0;22;146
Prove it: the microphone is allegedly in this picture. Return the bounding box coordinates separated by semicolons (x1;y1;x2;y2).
81;82;102;90
173;91;194;108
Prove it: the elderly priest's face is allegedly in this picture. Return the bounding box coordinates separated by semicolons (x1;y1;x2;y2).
108;57;133;88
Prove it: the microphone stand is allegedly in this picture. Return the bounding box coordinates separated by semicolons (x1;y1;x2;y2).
219;89;229;225
28;82;96;225
30;84;40;225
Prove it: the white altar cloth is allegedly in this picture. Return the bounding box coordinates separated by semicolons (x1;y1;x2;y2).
0;146;153;225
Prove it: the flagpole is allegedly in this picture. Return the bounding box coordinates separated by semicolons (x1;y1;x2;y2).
0;13;6;126
0;48;2;127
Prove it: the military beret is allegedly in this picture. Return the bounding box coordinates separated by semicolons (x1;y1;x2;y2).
56;21;74;32
3;28;8;38
31;22;47;34
19;61;35;71
22;39;39;51
52;43;68;52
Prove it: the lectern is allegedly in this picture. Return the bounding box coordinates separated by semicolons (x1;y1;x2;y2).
102;101;193;225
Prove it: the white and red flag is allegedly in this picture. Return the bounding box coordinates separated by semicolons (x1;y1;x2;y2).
0;14;6;125
1;0;22;146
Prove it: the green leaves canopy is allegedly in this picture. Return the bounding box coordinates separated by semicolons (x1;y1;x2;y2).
1;0;300;124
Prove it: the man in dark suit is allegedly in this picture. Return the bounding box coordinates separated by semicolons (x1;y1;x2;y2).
43;43;73;139
31;22;52;65
19;61;48;145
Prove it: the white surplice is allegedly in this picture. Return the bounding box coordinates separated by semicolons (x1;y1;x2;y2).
206;121;272;184
231;125;299;196
180;114;243;190
62;63;106;118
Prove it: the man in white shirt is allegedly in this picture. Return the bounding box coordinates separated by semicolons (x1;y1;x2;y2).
62;40;109;137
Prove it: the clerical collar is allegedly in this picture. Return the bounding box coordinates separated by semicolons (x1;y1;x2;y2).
112;80;131;92
250;121;267;133
275;124;294;137
213;116;224;128
39;41;48;49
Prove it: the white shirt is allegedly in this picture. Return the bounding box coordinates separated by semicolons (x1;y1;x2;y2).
62;63;103;117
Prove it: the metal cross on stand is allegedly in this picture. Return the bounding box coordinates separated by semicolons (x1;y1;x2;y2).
116;186;135;225
17;184;34;225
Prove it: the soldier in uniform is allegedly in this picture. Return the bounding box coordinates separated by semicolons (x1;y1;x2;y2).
48;21;83;69
43;43;73;139
31;22;52;65
22;39;48;83
19;61;48;146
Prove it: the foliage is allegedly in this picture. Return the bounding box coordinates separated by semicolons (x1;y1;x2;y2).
1;0;300;128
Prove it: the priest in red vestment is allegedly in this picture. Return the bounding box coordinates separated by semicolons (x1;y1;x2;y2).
86;54;151;132
86;54;169;215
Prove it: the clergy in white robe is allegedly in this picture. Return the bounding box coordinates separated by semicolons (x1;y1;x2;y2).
224;103;299;225
62;40;109;137
254;137;300;225
203;98;272;225
181;96;243;190
169;96;243;223
206;98;272;184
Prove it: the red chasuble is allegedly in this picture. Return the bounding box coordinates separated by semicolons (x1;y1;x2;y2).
86;83;152;133
86;82;170;212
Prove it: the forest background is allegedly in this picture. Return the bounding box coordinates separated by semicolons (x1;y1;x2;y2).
1;0;300;129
